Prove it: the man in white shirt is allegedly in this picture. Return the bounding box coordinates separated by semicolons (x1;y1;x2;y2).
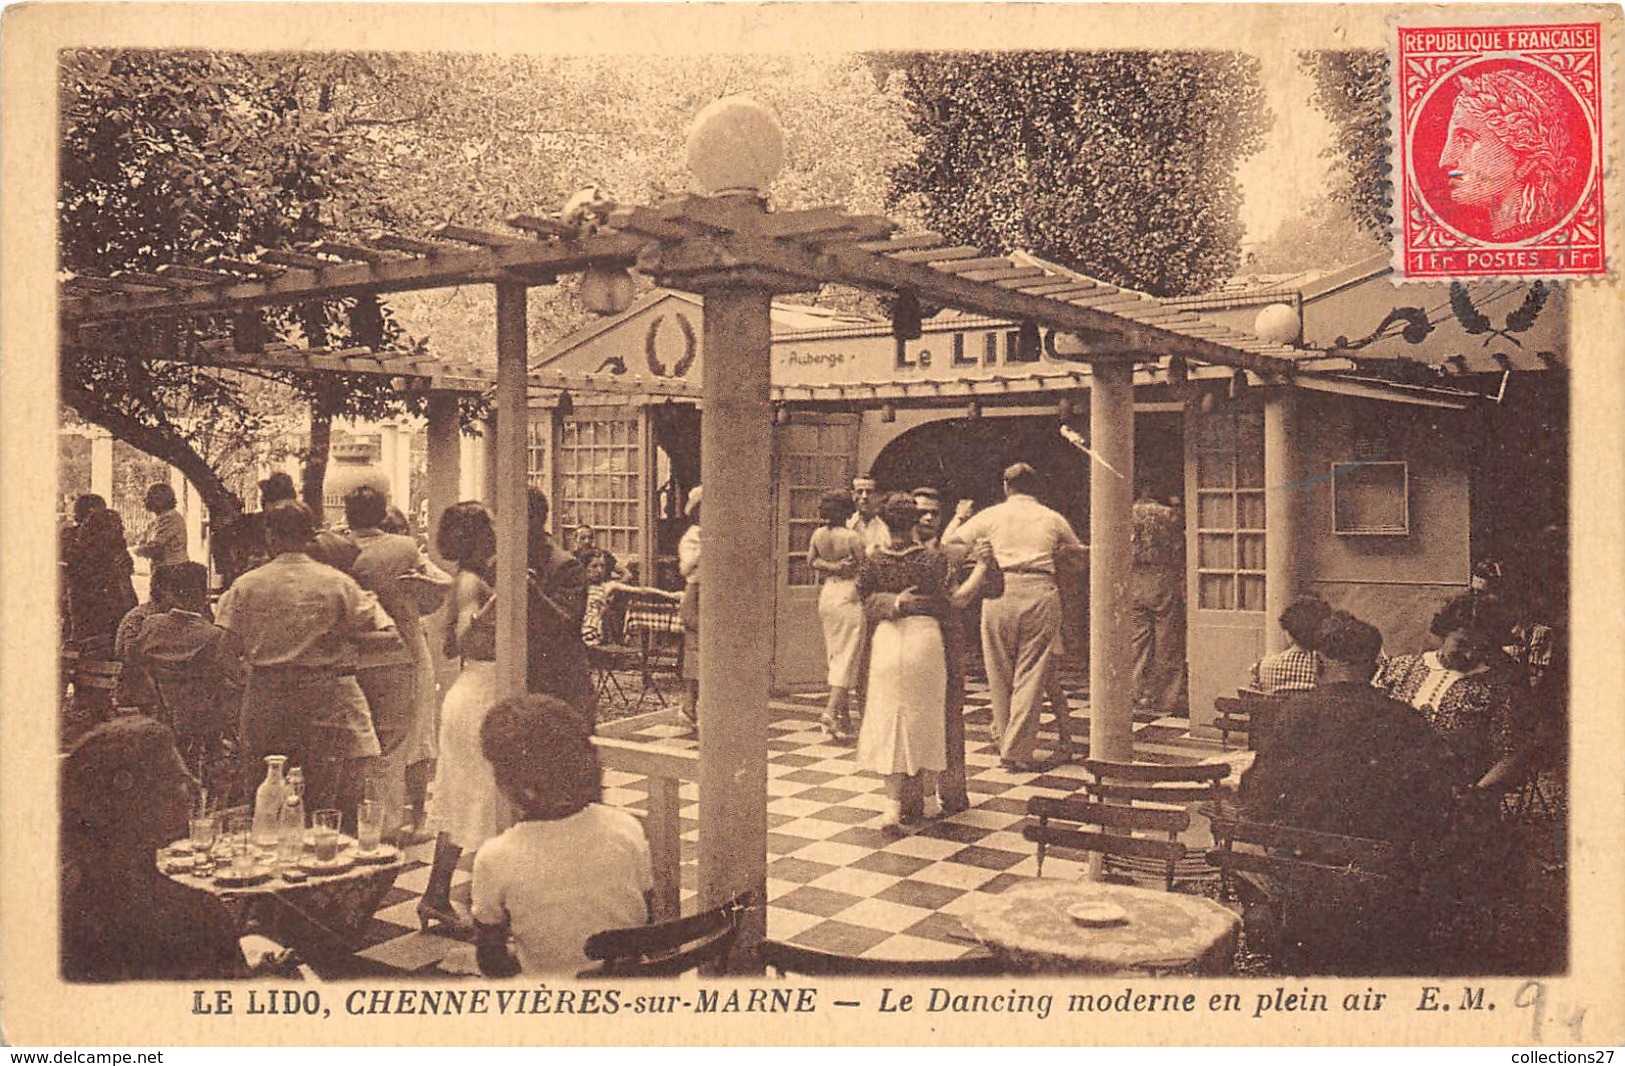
846;474;890;553
945;462;1081;769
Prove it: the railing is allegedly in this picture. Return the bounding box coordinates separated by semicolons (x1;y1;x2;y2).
592;736;700;923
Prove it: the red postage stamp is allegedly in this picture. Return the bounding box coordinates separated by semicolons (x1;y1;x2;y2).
1395;22;1606;279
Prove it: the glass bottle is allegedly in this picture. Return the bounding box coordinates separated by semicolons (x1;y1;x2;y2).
251;755;288;849
276;795;305;867
280;767;307;858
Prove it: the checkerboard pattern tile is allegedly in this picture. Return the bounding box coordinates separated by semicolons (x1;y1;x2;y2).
346;682;1227;975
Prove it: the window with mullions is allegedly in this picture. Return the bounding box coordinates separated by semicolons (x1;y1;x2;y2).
1194;404;1265;612
525;419;549;494
555;411;641;561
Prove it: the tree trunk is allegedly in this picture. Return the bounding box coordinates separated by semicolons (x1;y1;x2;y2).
304;403;332;517
63;386;241;521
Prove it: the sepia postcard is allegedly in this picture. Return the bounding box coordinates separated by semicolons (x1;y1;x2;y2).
2;1;1622;1048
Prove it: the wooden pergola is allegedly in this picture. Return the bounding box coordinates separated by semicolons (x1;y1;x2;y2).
61;98;1353;970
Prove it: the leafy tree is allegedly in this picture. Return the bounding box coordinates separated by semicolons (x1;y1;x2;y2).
1301;49;1389;242
58;50;478;524
886;52;1270;297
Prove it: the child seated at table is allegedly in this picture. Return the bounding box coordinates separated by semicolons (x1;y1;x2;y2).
1246;595;1331;695
472;695;653;976
580;549;679;647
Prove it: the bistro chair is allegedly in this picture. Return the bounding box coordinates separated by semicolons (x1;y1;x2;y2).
1080;759;1231;889
1212;697;1252;749
579;890;753;978
1213;691;1282;750
758;939;1004;977
1081;758;1231;805
1023;795;1190;890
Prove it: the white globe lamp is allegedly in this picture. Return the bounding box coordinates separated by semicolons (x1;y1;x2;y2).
1253;302;1300;345
687;96;785;199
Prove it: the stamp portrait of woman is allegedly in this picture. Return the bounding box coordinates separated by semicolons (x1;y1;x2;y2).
1436;66;1584;241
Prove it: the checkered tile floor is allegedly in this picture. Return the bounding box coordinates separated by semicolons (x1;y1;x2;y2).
347;682;1225;975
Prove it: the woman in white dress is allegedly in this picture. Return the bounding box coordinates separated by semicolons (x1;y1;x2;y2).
806;490;866;742
418;500;507;936
855;493;949;830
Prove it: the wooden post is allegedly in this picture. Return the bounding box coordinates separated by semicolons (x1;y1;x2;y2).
424;392;461;568
1263;389;1301;656
1088;359;1136;763
493;281;529;700
697;283;773;972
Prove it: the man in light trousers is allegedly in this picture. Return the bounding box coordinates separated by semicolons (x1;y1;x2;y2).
946;462;1081;770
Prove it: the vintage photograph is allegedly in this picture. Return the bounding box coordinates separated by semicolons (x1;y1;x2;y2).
4;1;1621;1048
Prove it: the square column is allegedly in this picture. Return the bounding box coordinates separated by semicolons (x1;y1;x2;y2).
493;281;530;701
696;284;773;972
1263;388;1302;654
1088;359;1136;762
424;392;462;568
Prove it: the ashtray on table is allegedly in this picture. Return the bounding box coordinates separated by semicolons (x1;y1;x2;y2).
1067;901;1130;927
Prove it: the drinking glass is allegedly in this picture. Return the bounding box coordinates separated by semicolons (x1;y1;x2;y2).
356;799;384;853
224;812;255;872
189;812;219;853
312;809;342;862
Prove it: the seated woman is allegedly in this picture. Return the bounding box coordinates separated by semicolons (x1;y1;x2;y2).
472;696;653;976
1374;593;1520;784
579;549;679;648
1247;595;1331;695
60;717;245;981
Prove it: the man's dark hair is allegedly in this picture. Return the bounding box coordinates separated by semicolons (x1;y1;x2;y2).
162;561;210;612
1314;611;1384;665
344;485;389;531
144;483;177;513
259;472;297;508
263;500;316;552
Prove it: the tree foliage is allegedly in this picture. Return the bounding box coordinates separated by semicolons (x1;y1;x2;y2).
59;50;480;519
1301;49;1390;241
886;51;1270;297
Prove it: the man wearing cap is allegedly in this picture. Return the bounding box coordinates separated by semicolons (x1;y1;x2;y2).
216;500;398;823
847;475;891;553
945;462;1081;769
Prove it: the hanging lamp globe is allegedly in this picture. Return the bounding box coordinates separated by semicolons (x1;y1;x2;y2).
580;264;636;316
687;96;785;198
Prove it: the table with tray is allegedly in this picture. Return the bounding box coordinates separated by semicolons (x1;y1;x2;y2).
157;833;406;962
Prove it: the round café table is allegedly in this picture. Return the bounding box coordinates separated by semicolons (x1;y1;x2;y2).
157;836;405;964
958;878;1241;975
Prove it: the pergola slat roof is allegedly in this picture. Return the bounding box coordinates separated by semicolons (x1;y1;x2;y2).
60;196;1307;379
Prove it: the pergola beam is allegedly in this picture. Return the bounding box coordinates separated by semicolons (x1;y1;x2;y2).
61;232;645;324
